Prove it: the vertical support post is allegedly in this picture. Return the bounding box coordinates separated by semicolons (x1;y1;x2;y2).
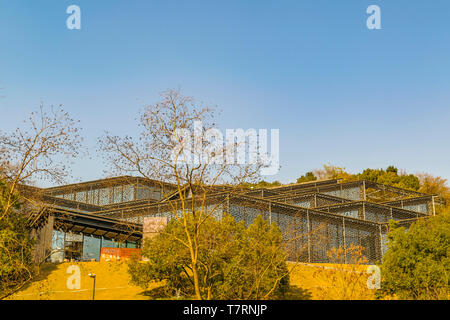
362;180;367;201
268;203;272;225
32;214;55;264
99;237;103;259
63;232;67;261
342;217;346;264
307;210;311;263
362;202;366;220
293;211;298;259
432;196;436;216
379;224;383;262
244;206;247;227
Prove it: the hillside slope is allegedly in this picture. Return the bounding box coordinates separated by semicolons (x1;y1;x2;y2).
7;261;375;300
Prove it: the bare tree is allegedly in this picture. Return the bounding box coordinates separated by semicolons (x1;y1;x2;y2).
99;89;264;299
0;104;82;299
0;104;82;208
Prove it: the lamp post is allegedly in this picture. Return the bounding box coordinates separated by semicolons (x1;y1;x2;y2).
88;273;96;300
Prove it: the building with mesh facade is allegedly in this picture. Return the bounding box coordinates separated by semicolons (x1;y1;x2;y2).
29;176;439;264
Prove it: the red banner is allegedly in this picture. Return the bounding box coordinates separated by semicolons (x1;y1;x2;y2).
100;248;141;262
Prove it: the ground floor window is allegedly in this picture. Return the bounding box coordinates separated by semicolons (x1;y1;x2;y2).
49;229;140;262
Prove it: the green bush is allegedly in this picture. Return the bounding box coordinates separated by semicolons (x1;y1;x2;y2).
128;214;289;300
378;212;450;300
0;180;35;298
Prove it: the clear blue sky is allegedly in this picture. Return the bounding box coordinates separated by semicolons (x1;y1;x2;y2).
0;0;449;186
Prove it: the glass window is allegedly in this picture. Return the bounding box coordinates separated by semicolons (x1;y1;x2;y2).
50;230;65;263
64;233;84;261
102;238;119;248
82;235;101;261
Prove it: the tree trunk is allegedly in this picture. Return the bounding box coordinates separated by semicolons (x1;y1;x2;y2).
191;261;202;300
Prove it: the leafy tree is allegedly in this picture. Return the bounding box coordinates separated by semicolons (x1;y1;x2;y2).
218;215;289;299
356;166;420;191
241;180;282;189
378;213;450;300
418;173;449;197
296;172;317;184
0;180;35;298
128;214;290;300
396;174;421;191
313;164;354;182
298;165;421;192
417;173;450;212
386;166;398;174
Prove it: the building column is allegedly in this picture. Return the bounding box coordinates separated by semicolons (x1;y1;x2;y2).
32;214;54;264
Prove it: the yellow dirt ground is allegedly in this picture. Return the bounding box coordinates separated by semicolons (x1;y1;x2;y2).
7;261;375;300
7;261;157;300
287;263;375;300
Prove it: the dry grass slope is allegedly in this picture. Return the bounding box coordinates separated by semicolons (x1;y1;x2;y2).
7;261;376;300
